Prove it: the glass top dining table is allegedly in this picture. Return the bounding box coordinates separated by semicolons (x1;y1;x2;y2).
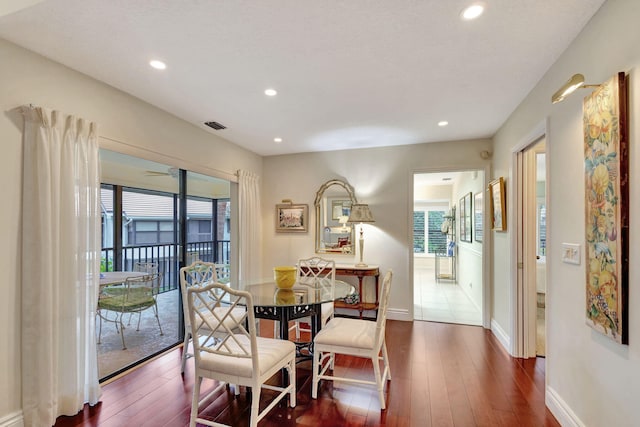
245;279;354;345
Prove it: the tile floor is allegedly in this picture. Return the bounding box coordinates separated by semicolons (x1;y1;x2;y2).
414;258;482;326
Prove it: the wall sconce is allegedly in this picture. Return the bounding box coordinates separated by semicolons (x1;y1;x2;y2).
551;73;601;104
347;204;375;267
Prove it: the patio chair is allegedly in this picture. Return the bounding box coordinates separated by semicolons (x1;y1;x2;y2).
97;273;164;350
126;262;161;325
133;261;159;274
312;270;393;409
187;282;296;427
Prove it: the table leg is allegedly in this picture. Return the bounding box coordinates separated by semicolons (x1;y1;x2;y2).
357;275;364;318
279;311;289;341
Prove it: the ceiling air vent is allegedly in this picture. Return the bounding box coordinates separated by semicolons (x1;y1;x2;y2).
204;121;226;130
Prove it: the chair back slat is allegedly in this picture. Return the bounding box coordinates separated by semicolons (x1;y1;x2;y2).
180;261;219;328
298;257;336;297
187;283;255;361
124;273;159;304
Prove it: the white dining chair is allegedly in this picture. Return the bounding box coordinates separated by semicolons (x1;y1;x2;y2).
290;257;336;339
311;270;393;409
187;282;296;427
179;261;218;373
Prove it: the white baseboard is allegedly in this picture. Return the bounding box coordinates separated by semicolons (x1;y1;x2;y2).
546;386;585;427
334;307;411;322
386;308;410;321
0;411;23;427
490;319;511;354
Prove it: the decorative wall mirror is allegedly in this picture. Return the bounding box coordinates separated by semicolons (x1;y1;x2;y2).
314;179;358;254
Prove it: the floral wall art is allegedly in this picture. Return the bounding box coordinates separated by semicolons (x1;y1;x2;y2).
584;72;628;344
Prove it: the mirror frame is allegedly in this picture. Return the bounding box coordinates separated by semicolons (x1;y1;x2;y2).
314;179;358;254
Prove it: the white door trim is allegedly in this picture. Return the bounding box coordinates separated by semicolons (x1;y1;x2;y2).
509;119;548;357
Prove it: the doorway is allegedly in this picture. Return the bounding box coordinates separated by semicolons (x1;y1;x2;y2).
516;137;547;357
413;170;484;326
98;150;233;380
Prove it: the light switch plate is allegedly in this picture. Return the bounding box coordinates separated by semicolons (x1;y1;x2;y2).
562;243;581;265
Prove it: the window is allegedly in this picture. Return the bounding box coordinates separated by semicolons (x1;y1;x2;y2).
413;211;425;253
414;204;448;255
427;210;446;254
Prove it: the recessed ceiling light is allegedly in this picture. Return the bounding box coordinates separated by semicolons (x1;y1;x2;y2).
442;177;452;181
438;121;449;127
265;88;277;96
149;60;166;70
274;137;283;143
461;3;485;20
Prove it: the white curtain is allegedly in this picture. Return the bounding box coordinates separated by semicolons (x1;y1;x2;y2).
21;106;102;427
238;170;262;289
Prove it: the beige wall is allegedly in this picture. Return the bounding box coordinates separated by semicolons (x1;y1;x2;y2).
0;38;262;423
261;140;492;320
493;0;640;424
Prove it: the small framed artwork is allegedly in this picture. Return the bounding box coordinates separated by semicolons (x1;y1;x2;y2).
489;177;506;231
459;192;472;242
276;203;308;233
474;191;483;243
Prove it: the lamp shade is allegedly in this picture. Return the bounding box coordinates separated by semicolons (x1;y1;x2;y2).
347;204;375;223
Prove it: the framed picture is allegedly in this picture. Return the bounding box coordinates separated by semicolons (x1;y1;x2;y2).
474;191;483;243
459;192;472;242
584;71;628;344
489;177;506;231
276;203;308;233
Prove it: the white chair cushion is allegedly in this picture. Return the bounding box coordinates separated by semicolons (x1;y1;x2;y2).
314;317;376;350
199;336;295;378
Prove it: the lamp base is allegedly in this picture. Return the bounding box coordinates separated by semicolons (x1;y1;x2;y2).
355;262;368;267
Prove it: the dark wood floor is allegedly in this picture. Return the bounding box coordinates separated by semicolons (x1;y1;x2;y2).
54;320;559;426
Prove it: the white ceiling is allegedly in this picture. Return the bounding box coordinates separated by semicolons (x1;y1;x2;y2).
0;0;606;156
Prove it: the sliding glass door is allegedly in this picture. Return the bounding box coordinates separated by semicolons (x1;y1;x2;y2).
98;150;231;380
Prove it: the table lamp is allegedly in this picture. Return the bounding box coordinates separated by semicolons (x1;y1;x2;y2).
347;204;375;267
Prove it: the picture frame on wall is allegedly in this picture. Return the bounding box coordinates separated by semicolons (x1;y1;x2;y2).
276;203;308;233
474;191;483;243
489;177;506;231
584;71;628;344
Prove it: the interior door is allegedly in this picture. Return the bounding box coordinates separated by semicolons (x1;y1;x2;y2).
517;137;546;358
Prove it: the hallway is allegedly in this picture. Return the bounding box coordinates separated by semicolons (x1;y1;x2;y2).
414;258;482;326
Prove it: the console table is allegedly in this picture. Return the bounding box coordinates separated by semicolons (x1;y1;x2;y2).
333;264;380;319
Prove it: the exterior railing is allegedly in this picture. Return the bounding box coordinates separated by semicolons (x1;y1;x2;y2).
101;240;231;293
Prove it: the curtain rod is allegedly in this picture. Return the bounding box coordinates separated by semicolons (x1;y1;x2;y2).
99;135;238;182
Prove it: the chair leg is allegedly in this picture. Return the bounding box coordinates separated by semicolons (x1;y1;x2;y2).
288;357;296;407
118;314;127;350
135;311;142;330
153;302;164;335
190;376;202;427
250;384;261;427
180;330;191;373
382;341;391;381
311;349;320;399
372;353;386;410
